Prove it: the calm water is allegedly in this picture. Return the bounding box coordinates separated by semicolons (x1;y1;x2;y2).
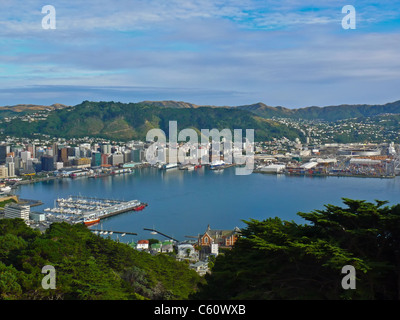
13;167;400;242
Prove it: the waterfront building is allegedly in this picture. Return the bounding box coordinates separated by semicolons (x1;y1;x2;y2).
41;155;55;172
30;212;46;222
4;203;30;222
123;150;132;163
91;152;101;167
0;165;8;179
131;148;141;162
111;153;124;166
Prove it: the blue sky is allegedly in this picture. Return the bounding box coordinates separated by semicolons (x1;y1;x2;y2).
1;0;400;108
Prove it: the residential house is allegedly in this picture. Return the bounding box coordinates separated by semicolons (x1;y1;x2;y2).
136;239;149;250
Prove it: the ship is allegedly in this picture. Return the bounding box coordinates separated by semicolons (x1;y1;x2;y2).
133;202;148;211
0;186;12;193
210;160;225;170
83;214;100;226
162;163;178;170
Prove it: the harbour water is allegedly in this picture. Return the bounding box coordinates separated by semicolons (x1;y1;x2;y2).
13;167;400;242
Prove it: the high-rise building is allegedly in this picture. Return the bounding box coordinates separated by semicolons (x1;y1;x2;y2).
7;162;15;177
41;155;55;172
21;151;31;162
0;165;8;179
58;148;68;164
131;148;141;162
0;144;10;164
101;144;112;154
91;152;101;167
111;153;124;166
123;150;132;163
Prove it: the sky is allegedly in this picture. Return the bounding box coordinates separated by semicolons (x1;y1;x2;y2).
1;0;400;108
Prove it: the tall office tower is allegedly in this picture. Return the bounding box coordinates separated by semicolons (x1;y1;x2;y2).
91;152;101;167
41;155;55;172
58;147;68;163
8;161;15;177
0;144;10;164
27;144;36;158
21;151;31;162
52;143;58;161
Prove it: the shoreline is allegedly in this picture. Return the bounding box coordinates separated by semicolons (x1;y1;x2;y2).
10;165;397;191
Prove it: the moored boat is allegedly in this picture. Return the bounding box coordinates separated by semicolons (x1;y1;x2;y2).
83;215;100;226
133;203;148;211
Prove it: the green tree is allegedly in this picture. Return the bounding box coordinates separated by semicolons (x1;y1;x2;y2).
194;198;400;300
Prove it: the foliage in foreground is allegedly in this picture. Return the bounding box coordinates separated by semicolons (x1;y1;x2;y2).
193;198;400;300
0;220;203;300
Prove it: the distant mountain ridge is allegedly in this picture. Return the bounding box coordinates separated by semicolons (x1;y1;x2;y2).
0;101;304;142
236;100;400;121
136;99;400;121
1;99;399;122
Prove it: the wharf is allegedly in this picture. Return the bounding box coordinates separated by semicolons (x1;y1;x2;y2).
45;195;147;223
89;229;137;236
87;200;147;220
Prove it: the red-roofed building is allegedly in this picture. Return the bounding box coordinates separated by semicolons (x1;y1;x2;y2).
137;239;149;250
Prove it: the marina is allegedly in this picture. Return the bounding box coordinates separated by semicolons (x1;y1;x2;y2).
43;195;147;225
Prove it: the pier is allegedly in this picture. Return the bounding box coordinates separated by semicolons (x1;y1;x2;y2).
44;195;147;223
90;229;137;236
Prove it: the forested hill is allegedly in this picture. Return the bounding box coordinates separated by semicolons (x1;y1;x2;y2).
0;219;203;300
0;101;304;142
236;100;400;121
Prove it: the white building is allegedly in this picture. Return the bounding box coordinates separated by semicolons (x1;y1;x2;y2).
7;162;15;178
177;243;198;260
211;243;219;256
259;164;286;173
4;203;30;222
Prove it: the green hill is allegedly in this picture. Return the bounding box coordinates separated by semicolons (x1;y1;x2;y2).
0;101;305;142
236;100;400;121
0;219;203;300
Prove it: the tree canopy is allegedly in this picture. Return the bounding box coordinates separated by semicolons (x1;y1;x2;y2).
0;219;203;300
193;198;400;300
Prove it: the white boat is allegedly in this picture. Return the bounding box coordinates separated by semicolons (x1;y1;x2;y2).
162;163;178;170
0;186;12;193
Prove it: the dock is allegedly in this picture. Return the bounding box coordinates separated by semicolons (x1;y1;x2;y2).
89;229;137;236
87;200;147;220
43;195;147;223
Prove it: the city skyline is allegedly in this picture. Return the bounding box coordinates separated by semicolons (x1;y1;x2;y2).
1;1;400;108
